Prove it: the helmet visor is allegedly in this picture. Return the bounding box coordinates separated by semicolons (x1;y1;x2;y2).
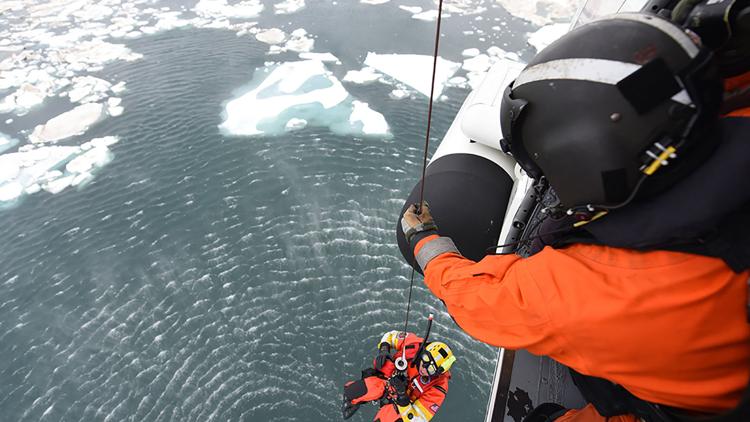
420;352;439;376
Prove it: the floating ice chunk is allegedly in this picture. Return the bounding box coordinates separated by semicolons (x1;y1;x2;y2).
389;89;409;100
220;60;389;137
361;0;390;4
447;76;468;88
399;6;422;13
462;48;480;57
4;119;12;124
463;54;491;72
349;100;388;135
90;136;119;148
111;81;127;94
256;28;286;45
107;97;124;116
285;118;307;131
364;52;460;97
66;146;112;174
108;106;124;117
284;29;314;53
25;184;40;195
0;146;79;192
528;23;569;52
72;4;114;20
221;60;347;135
59;40;143;66
0;157;19;182
195;0;263;19
497;0;577;26
504;52;520;62
275;0;305;14
0;133;18;154
343;68;381;85
413;10;439;21
153;12;192;31
71;172;94;187
30;103;104;144
0;182;23;202
43;175;76;194
487;46;506;57
0;83;51;115
299;52;340;64
68;76;112;103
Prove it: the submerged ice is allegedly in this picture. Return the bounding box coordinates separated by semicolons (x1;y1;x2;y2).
220;60;389;137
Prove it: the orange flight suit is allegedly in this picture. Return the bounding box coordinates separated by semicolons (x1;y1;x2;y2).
415;237;750;420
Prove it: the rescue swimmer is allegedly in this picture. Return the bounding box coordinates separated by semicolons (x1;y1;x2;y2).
342;329;454;422
398;10;750;422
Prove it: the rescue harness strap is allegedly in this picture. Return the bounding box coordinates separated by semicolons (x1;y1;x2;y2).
402;0;445;338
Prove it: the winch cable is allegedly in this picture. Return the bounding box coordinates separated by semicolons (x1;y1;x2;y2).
402;0;445;341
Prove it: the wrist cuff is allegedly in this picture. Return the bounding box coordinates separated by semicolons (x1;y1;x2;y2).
415;237;461;271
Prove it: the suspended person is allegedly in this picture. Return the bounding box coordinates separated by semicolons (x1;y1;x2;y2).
342;330;455;422
399;11;750;422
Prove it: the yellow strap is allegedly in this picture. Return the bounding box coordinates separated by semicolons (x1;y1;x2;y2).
572;211;608;228
643;146;677;175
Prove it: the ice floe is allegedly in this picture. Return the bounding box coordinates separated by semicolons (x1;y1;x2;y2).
0;83;50;115
363;53;460;98
220;60;389;137
528;23;570;52
462;48;481;57
256;28;286;45
275;0;306;14
498;0;578;26
389;89;410;100
343;68;382;85
350;101;388;134
0;133;18;155
30;103;105;144
67;76;112;103
299;53;340;64
283;29;315;53
0;137;119;206
194;0;264;19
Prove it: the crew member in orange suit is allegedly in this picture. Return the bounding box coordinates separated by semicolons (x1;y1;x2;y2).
342;330;454;422
400;12;750;422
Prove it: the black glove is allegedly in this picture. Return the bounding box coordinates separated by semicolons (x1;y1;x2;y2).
375;343;391;370
388;374;410;406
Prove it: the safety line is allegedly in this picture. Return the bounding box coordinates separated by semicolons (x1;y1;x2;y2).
403;0;445;337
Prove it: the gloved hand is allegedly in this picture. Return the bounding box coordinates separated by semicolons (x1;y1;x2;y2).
375;343;392;370
401;201;437;244
388;374;410;406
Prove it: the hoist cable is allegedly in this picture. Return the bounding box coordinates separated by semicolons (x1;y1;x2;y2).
402;0;445;338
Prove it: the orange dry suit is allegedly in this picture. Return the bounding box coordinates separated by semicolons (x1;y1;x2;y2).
343;331;450;422
410;104;750;421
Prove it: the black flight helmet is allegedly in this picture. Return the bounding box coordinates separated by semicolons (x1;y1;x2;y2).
500;13;722;213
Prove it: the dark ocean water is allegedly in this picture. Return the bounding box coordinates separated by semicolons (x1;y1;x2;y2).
0;2;539;420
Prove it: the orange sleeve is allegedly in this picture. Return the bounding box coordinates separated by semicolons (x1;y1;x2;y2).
725;107;750;117
555;404;638;422
414;236;557;351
